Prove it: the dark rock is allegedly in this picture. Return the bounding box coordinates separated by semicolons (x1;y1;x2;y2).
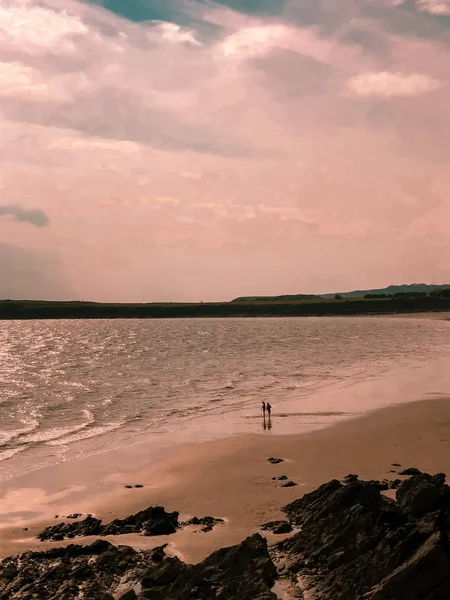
37;515;103;542
276;472;450;600
281;481;297;488
181;516;225;533
277;475;288;481
399;467;422;476
139;533;277;600
124;485;133;489
389;479;402;489
343;473;359;482
0;540;153;600
102;506;179;537
118;591;138;600
392;463;401;467
37;507;179;542
261;520;293;534
22;528;28;531
66;514;82;519
396;472;450;518
134;485;144;488
268;457;284;464
150;546;167;563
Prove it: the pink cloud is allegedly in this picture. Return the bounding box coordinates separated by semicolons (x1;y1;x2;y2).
0;0;449;300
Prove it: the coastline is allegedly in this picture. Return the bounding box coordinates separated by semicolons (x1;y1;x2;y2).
2;396;450;564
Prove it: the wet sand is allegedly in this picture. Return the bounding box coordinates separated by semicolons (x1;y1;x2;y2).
2;396;450;563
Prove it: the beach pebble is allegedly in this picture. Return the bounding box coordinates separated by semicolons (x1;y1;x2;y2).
280;481;297;488
267;457;284;464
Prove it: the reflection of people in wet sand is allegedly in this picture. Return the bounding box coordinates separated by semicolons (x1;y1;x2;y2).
262;402;272;431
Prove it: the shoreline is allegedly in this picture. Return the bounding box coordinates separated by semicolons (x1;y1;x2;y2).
2;396;450;563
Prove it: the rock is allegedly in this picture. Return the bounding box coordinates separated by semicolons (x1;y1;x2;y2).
281;481;297;488
277;475;288;481
343;473;359;483
389;479;402;489
22;527;28;531
399;467;422;476
66;513;82;519
37;515;103;542
138;533;278;600
392;463;401;467
181;516;225;533
124;485;133;489
134;485;144;488
37;507;179;542
276;472;450;600
268;457;284;464
261;520;293;534
103;507;179;537
0;540;153;600
118;591;137;600
396;472;450;518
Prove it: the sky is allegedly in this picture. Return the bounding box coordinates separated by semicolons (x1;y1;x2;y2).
0;0;449;302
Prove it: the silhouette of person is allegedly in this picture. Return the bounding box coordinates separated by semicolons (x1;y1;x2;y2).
266;402;272;418
261;401;266;416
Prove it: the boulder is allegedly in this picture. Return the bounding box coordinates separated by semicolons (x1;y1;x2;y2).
396;472;450;518
399;467;422;476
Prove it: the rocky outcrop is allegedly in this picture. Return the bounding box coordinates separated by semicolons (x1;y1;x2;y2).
276;470;450;600
0;534;278;600
0;540;152;600
37;507;223;542
134;533;278;600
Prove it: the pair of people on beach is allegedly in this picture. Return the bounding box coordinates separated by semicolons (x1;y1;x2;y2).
261;401;272;418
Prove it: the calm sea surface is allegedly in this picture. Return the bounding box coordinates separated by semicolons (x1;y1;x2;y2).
1;317;449;481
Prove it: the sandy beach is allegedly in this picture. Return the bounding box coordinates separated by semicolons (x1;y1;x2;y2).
2;395;450;564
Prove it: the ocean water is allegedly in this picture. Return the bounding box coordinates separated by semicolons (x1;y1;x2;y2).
1;316;450;482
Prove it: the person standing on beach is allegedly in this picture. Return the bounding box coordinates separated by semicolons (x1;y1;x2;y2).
267;402;272;418
262;401;266;416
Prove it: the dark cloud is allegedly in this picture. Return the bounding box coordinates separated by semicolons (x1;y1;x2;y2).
0;205;50;227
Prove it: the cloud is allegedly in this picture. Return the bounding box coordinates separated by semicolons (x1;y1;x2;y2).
347;71;440;97
416;0;450;14
0;205;50;227
0;0;449;300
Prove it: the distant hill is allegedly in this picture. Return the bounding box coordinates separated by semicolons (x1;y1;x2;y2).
230;294;321;303
321;283;450;299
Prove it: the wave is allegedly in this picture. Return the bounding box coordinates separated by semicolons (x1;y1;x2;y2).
0;446;27;463
0;419;40;446
47;420;127;446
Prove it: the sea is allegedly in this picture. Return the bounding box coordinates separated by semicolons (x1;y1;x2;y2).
1;316;450;482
